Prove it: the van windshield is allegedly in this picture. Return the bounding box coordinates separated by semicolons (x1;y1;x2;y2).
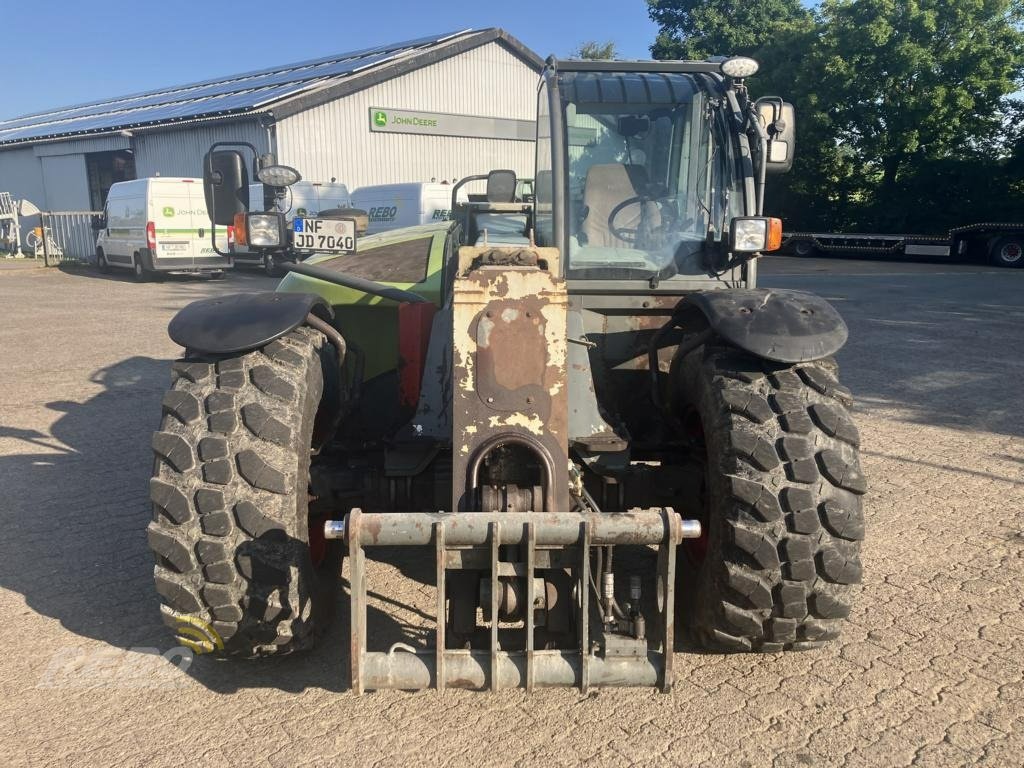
559;71;739;281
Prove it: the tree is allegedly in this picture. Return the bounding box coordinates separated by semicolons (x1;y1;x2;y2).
811;0;1024;228
647;0;840;229
647;0;813;61
572;41;617;60
648;0;1024;233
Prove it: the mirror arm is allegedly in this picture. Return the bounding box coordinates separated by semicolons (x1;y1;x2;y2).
748;105;770;216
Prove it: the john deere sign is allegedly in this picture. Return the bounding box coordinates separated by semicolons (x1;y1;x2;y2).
369;107;532;141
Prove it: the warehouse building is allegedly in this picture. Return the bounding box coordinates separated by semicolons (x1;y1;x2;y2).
0;29;542;213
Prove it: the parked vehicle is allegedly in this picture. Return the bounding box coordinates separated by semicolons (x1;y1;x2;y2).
234;180;353;273
350;182;468;234
95;178;230;280
783;223;1024;267
151;55;866;694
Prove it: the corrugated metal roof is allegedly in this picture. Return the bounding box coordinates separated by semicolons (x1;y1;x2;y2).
0;30;473;146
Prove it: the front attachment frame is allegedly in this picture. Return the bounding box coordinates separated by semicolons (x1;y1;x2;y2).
327;508;699;694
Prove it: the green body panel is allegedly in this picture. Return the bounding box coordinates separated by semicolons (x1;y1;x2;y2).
276;223;449;381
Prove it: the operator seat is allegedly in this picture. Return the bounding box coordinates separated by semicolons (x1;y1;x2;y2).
581;163;661;248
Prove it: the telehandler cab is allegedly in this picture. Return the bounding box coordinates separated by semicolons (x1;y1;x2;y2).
148;55;865;693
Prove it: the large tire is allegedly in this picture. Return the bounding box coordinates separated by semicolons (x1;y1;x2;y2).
147;325;340;656
673;346;866;652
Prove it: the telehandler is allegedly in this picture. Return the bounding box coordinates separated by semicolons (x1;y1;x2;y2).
148;55;865;693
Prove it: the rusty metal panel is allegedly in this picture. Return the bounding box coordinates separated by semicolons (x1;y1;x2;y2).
451;255;569;512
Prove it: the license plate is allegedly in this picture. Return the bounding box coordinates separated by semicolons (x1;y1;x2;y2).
293;218;357;253
161;242;188;252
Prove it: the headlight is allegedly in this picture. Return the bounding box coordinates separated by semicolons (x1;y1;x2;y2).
721;56;759;79
730;217;783;253
247;213;285;248
256;164;302;187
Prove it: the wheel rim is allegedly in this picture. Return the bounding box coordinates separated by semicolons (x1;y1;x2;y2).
134;260;143;276
1000;242;1023;263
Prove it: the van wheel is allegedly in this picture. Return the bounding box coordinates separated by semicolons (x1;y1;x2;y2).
133;255;151;282
96;249;109;273
209;270;226;280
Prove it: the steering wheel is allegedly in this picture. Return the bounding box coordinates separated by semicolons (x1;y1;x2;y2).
608;195;680;248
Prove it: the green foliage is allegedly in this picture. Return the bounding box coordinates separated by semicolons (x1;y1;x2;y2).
572;41;618;60
649;0;1024;233
647;0;813;61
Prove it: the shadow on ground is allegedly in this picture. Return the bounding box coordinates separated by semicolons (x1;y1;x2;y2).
761;262;1024;438
0;355;421;694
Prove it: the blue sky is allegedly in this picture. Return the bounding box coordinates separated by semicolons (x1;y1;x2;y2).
2;0;660;120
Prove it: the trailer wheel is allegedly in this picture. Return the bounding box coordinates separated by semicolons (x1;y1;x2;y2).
989;235;1024;268
673;347;865;652
793;239;817;258
147;325;341;656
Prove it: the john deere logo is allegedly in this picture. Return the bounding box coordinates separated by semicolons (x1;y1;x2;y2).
373;110;388;127
162;206;175;217
172;614;223;654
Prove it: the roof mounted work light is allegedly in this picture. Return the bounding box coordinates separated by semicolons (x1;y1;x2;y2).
720;56;759;79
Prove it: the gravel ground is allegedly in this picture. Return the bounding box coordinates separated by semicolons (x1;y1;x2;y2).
0;256;1021;767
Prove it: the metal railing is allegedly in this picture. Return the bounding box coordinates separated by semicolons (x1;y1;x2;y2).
36;211;102;266
0;192;19;255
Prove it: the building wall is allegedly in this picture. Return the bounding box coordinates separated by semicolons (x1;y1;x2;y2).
0;136;133;214
276;42;539;189
39;154;90;210
133;119;268;178
0;146;46;210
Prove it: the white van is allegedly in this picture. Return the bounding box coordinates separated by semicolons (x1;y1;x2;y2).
234;180;352;271
95;178;231;279
350;182;468;235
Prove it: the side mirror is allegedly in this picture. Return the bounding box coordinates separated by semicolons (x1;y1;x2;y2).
486;169;517;203
755;97;796;174
91;214;106;230
203;149;250;226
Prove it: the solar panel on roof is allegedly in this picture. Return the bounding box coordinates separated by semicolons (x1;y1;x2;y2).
0;30;470;144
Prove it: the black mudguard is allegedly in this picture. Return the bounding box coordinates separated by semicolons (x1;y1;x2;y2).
168;292;333;355
686;288;848;363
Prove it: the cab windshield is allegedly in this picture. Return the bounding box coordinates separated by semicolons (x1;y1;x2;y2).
560;71;738;281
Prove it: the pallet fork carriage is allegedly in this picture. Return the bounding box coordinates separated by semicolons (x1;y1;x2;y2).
329;508;700;693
